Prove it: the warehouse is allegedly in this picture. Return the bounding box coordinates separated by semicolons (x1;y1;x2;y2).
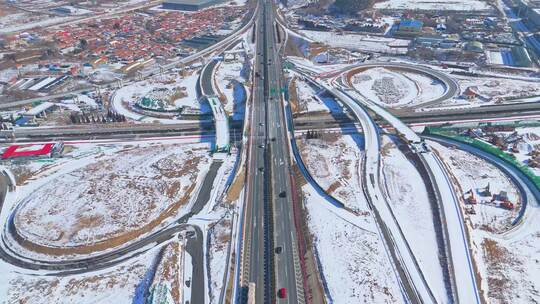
162;0;225;11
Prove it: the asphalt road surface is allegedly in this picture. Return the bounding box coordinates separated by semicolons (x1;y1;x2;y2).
186;225;205;304
242;3;272;303
264;2;303;304
242;0;302;303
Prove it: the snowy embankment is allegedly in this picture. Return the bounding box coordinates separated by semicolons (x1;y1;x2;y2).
296;132;366;212
208;216;231;304
381;136;448;302
201;153;239;304
291;78;343;114
302;184;404;304
214;52;249;120
149;241;184;303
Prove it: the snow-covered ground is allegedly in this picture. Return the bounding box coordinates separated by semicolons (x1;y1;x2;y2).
429;141;521;233
214;50;249;120
1;245;159;303
149;241;184;303
0;15;75;34
287;56;355;75
302;183;404;303
381;136;448;302
350;67;445;108
428;141;540;303
299;30;409;55
352;67;415;107
9;141;211;256
112;72;210;124
374;0;493;12
291;78;342;114
401;71;446;104
454;75;540;102
297;132;366;212
208;216;231;304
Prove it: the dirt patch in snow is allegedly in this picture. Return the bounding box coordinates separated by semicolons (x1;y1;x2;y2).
151;241;184;303
481;238;521;303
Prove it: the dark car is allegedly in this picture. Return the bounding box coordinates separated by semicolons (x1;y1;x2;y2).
275;246;283;254
279;191;286;198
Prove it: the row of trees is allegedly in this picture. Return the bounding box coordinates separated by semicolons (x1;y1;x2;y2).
69;110;126;124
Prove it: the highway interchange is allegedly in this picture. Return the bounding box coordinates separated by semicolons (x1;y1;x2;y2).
1;0;540;303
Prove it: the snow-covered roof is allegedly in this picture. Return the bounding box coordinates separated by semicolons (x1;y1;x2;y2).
24;102;55;116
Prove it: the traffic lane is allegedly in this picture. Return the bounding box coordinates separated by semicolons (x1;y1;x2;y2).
266;5;300;302
185;225;204;304
272;100;299;303
248;20;268;303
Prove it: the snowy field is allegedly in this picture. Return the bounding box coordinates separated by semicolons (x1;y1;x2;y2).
401;71;446;103
0;135;234;303
296;130;406;302
429;141;540;303
454;75;540;102
297;132;366;212
291;78;343;114
299;30;409;54
2;246;158;304
351;67;444;108
10;141;211;256
374;0;493;12
380;136;448;301
214;50;249;120
112;72;210;123
0;14;74;34
302;184;404;303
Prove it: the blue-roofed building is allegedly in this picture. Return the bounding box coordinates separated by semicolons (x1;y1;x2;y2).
396;19;423;36
15;117;31;126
